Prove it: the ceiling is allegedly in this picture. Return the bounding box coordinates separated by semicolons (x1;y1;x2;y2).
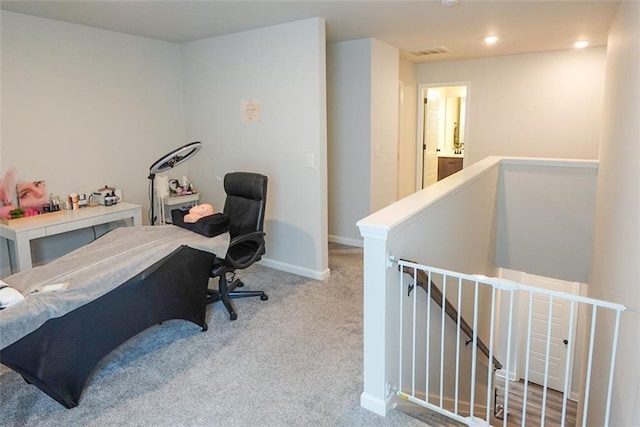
0;1;620;63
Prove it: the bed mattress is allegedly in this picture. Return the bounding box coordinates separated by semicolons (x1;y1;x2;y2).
0;225;229;349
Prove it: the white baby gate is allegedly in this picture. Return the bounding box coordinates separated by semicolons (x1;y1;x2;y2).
395;259;628;427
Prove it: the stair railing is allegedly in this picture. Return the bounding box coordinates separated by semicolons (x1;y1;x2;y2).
401;264;502;371
396;258;629;427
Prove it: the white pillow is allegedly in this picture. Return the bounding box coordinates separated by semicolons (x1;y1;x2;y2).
0;281;25;308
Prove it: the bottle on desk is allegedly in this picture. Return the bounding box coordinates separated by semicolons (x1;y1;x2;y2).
104;192;118;206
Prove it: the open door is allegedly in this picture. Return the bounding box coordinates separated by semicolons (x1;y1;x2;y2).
422;93;440;187
417;84;469;190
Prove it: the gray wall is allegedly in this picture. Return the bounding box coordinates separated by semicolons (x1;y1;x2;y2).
496;160;598;283
326;38;398;246
327;39;372;246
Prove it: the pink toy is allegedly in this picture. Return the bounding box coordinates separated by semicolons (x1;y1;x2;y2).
0;206;14;220
0;167;16;206
0;168;17;220
183;203;215;223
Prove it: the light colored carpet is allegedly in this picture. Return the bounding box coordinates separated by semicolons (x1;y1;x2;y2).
0;243;432;426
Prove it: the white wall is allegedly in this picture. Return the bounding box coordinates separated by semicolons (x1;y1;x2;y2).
358;156;502;415
1;11;186;217
1;13;329;280
398;58;418;199
327;38;398;246
588;2;640;425
498;268;588;400
181;18;329;279
416;49;606;166
370;40;399;212
496;159;598;283
358;155;604;416
0;11;186;274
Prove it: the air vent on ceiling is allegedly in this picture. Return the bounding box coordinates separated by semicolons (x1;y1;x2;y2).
404;46;451;57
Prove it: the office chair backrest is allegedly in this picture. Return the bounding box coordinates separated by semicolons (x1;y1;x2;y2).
222;172;268;238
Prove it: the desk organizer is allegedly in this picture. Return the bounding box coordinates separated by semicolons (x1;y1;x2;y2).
0;210;64;225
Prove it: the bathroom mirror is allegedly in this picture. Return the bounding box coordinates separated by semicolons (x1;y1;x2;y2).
444;95;466;154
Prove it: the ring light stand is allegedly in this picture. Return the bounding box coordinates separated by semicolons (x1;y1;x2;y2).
148;141;202;225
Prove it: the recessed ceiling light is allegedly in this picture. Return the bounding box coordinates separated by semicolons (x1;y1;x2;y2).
574;41;589;49
441;0;459;6
484;36;499;45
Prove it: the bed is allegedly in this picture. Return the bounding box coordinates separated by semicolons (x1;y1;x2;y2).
0;225;229;408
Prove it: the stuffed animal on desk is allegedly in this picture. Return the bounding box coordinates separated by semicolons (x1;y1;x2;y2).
183;203;215;223
0;168;17;220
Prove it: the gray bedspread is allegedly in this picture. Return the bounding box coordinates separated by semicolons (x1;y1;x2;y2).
0;226;229;349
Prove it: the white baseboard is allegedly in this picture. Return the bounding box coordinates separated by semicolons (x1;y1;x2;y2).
360;391;394;417
258;257;330;281
328;234;363;248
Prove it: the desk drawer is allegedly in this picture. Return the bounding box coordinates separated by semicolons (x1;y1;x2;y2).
45;211;126;236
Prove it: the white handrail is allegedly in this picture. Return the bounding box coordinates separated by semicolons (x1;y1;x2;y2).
398;259;627;312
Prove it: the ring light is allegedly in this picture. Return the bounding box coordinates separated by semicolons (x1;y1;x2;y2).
148;141;202;225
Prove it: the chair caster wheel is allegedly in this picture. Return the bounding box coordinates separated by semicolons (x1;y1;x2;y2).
230;312;238;321
261;295;269;301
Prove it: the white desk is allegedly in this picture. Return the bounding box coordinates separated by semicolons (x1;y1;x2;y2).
0;202;142;273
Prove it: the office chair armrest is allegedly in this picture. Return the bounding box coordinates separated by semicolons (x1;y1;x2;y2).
228;231;265;247
226;231;266;269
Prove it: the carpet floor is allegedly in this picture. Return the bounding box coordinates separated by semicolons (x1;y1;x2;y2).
0;243;430;427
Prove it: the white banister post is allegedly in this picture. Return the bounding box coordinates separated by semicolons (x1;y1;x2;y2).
358;224;400;416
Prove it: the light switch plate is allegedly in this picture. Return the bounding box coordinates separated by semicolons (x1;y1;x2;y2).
305;153;315;168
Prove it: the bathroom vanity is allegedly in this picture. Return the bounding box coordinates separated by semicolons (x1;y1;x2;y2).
438;155;463;180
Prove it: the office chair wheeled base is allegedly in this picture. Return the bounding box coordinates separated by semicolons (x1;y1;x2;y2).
207;277;268;321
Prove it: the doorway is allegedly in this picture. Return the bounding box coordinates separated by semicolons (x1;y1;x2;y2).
416;83;469;190
518;273;581;393
498;268;584;399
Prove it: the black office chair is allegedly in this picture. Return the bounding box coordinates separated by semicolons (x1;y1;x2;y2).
207;172;269;320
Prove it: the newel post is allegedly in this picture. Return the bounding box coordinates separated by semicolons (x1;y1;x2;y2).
358;222;400;416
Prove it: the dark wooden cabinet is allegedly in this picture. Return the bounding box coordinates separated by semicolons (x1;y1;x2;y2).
438;156;463;181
